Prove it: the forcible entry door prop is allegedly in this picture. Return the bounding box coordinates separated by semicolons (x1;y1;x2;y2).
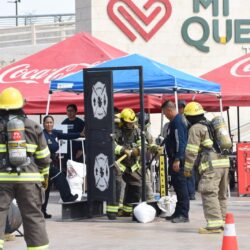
84;66;147;214
84;70;115;203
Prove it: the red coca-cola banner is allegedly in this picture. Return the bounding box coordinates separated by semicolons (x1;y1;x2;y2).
0;32;126;114
201;53;250;106
237;143;250;195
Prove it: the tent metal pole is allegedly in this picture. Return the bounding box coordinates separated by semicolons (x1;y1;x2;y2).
174;88;178;112
46;91;52;115
159;95;164;136
219;94;223;116
139;67;146;202
226;109;231;136
237;107;240;142
160;111;164;136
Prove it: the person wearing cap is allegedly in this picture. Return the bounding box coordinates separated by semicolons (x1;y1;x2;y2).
184;101;229;234
0;87;50;250
178;100;196;200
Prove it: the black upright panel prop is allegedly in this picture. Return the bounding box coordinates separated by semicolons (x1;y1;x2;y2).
84;71;115;204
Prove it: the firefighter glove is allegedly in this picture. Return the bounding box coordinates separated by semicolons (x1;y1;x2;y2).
184;170;192;177
157;146;164;155
42;176;49;190
122;148;132;158
150;144;164;155
131;147;140;157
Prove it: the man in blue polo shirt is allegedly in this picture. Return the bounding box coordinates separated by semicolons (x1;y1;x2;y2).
162;100;190;223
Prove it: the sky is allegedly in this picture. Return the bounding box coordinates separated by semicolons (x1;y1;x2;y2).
0;0;75;16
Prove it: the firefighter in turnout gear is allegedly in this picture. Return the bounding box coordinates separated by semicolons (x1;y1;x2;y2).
184;101;230;234
136;111;155;201
0;87;50;250
106;108;141;220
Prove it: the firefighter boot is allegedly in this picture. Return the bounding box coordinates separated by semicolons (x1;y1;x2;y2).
4;234;15;241
107;212;117;220
117;209;132;217
198;227;223;234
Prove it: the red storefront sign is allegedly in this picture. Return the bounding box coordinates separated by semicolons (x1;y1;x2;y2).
236;143;250;195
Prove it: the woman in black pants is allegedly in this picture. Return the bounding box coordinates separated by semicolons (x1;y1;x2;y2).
42;115;84;218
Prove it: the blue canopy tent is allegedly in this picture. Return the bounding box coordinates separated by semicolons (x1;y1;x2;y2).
49;53;222;113
50;53;220;94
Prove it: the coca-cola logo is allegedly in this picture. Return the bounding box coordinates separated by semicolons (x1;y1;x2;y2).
230;57;250;77
0;62;101;85
107;0;172;42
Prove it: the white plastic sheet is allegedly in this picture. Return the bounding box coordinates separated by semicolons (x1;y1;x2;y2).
66;160;86;201
157;193;177;217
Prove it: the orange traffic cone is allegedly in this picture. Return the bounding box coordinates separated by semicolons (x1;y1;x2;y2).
221;213;238;250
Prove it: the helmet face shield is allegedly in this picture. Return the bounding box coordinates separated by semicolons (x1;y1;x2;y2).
124;121;134;130
0;87;24;110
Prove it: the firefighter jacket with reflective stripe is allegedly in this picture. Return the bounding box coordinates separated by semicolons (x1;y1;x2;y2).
114;126;141;170
0;117;50;182
185;123;229;174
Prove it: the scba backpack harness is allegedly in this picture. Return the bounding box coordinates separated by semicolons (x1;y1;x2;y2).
199;116;232;155
0;115;30;175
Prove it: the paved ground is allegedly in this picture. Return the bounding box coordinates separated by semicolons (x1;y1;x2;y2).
4;192;250;250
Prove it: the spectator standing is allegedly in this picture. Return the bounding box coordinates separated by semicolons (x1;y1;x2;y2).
162;100;190;223
42;115;83;218
61;104;85;168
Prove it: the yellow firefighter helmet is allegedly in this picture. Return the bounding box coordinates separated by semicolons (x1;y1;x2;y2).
184;101;205;116
0;87;24;110
120;108;137;123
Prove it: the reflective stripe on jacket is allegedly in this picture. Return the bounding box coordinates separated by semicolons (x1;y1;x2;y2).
0;117;50;183
185;123;229;174
114;126;141;169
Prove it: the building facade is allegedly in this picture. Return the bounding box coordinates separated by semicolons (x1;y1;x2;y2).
76;0;250;76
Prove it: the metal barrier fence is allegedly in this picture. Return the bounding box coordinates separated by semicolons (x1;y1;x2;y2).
0;22;75;48
0;14;76;48
0;14;75;27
